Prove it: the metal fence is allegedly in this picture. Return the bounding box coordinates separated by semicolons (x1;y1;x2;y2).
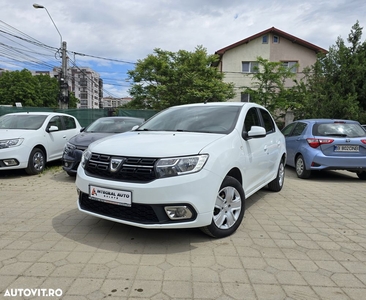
0;107;158;127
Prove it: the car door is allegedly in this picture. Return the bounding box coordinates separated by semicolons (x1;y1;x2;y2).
45;115;68;160
283;122;307;167
240;107;269;194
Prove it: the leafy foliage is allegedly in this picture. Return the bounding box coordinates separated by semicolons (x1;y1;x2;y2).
125;46;235;110
294;21;366;123
0;69;77;108
242;57;298;119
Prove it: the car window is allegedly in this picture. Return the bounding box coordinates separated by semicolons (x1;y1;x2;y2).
259;108;275;134
63;116;77;130
138;106;241;134
281;123;296;136
244;108;261;132
292;122;307;136
0;114;47;130
313;123;366;137
48;116;63;131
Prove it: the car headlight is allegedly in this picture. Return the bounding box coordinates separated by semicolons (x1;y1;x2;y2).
0;138;24;149
81;149;92;168
156;154;208;178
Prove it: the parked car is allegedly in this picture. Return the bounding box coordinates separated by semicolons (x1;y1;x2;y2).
282;119;366;179
76;102;287;238
0;112;81;175
62;117;144;176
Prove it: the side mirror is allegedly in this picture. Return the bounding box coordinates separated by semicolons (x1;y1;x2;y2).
47;125;59;133
242;126;266;140
131;125;139;131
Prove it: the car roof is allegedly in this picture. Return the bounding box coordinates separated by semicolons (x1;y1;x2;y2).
293;119;359;124
171;102;258;108
5;112;75;117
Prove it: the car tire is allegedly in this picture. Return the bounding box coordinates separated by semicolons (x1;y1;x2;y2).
295;155;311;179
25;147;46;175
357;171;366;180
268;159;285;192
201;176;245;238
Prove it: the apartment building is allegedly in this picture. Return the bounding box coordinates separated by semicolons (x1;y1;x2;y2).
214;27;327;102
70;67;103;109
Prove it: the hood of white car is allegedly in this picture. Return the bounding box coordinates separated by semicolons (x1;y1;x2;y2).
88;131;225;157
0;129;39;139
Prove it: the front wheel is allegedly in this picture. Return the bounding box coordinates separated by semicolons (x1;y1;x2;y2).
25;147;46;175
295;155;311;179
201;176;245;238
268;160;285;192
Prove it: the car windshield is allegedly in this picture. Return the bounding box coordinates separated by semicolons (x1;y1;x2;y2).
313;123;366;138
137;105;241;134
0;114;47;130
85;118;143;133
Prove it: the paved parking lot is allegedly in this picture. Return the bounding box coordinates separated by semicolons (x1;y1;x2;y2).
0;165;366;300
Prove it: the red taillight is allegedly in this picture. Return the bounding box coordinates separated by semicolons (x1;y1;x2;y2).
306;138;334;148
361;140;366;144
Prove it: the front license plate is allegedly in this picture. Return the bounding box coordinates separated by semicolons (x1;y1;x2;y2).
89;185;132;207
335;145;359;152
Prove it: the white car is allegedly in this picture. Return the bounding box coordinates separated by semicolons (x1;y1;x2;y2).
0;112;81;175
76;102;286;238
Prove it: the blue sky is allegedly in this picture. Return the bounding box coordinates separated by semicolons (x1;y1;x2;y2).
0;0;365;98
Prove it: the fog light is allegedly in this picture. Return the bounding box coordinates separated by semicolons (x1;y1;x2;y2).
3;159;18;166
165;206;193;220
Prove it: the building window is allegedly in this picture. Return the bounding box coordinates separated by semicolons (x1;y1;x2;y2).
282;61;298;73
273;35;279;43
262;35;268;44
242;62;259;73
241;93;251;102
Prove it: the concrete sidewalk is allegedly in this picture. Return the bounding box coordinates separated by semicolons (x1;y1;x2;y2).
0;166;366;299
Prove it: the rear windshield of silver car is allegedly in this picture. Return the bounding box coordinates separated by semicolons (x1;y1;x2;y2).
0;115;47;130
138;105;242;134
313;122;366;138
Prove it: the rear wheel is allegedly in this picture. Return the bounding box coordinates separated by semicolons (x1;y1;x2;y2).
25;147;46;175
357;171;366;180
268;159;285;192
201;176;245;238
295;155;311;179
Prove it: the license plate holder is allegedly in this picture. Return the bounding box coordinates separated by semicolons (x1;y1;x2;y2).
89;185;132;207
335;145;359;152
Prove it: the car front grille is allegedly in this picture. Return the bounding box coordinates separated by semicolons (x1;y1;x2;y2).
85;153;157;182
79;192;159;223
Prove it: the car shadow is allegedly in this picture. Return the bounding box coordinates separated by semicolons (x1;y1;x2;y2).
51;209;213;254
284;165;360;182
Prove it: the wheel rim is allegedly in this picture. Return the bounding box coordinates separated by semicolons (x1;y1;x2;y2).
278;162;285;186
33;152;44;171
296;158;304;175
213;186;242;229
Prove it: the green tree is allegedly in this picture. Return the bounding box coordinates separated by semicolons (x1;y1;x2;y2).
125;46;235;110
0;69;62;108
295;21;366;122
242;57;297;115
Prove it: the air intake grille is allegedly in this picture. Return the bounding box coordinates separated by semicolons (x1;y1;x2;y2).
85;153;157;182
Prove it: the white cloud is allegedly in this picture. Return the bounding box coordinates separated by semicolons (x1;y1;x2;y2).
0;0;365;97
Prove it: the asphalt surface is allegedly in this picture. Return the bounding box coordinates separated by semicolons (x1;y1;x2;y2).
0;164;366;300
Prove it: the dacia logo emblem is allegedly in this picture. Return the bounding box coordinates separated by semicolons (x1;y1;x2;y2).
110;158;123;172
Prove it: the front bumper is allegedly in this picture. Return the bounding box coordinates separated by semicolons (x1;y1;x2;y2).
0;146;29;170
62;149;83;174
76;166;222;229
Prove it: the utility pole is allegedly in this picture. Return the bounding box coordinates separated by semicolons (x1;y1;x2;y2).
60;41;69;109
33;3;69;109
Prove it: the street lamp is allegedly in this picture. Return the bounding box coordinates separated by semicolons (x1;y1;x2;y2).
33;3;68;109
